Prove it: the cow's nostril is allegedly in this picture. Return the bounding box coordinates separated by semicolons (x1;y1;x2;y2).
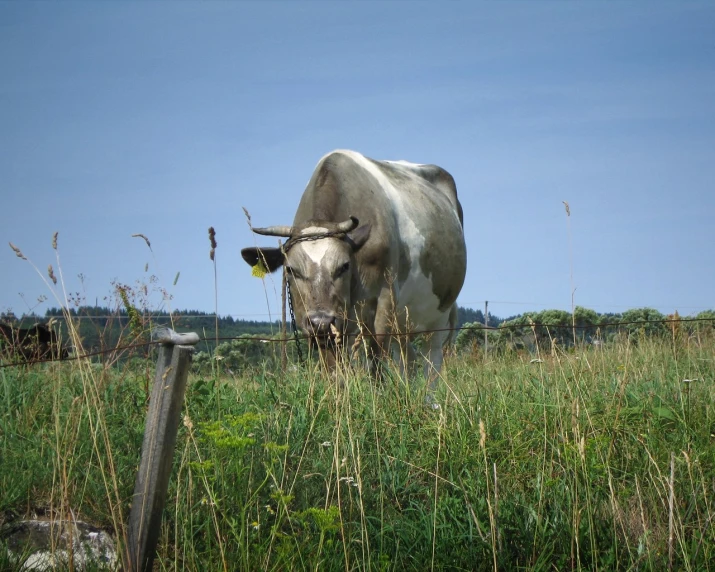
308;312;335;335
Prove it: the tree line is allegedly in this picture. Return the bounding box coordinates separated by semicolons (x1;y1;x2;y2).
455;306;715;353
2;304;713;372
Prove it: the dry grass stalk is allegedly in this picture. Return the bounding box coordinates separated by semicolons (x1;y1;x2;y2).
478;419;498;570
668;451;675;570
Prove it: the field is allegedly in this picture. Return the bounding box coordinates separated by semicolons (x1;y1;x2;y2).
1;332;714;570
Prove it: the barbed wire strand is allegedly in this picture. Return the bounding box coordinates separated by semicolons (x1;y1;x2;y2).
9;299;715;321
2;316;714;369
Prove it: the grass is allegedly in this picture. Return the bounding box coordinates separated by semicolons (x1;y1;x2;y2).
1;332;714;571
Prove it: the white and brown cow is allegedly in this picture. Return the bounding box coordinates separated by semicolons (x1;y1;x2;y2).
241;150;467;394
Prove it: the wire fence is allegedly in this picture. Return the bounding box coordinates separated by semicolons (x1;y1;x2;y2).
9;297;715;322
1;316;714;369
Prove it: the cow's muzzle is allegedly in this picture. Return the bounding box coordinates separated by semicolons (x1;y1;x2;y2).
307;311;337;337
306;312;346;348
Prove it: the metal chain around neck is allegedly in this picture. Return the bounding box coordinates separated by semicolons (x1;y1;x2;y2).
285;276;304;364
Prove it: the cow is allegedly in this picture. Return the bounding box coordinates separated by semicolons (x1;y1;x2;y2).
241;150;467;399
0;322;68;362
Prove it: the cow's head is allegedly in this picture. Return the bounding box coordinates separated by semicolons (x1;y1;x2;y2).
241;216;371;340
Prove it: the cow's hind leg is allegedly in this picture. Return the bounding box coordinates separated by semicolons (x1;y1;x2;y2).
424;329;450;391
423;306;457;407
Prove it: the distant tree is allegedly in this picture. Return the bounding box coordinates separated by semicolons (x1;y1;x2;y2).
573;306;598;327
691;310;715;339
192;350;213;375
533;309;572;346
694;310;715;327
214;336;280;372
619;308;667;341
0;311;18;324
571;306;601;343
494;314;538;354
456;306;501;329
455;322;485;352
457;307;483;328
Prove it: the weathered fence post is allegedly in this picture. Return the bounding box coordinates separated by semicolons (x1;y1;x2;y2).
125;327;199;572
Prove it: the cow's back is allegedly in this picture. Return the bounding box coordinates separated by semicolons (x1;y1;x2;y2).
380;159;464;228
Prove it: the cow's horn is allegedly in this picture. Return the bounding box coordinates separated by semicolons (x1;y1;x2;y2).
337;216;359;233
251;225;294;237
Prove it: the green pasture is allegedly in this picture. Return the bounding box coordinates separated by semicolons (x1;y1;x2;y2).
1;335;714;570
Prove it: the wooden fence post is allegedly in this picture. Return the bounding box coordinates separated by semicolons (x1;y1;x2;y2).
125;328;199;572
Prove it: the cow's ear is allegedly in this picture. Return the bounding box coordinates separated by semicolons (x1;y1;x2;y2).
241;247;285;273
347;224;371;252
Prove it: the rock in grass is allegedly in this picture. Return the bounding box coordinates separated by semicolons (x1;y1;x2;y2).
1;518;117;571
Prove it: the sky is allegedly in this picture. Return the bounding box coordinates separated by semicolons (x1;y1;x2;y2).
1;1;714;323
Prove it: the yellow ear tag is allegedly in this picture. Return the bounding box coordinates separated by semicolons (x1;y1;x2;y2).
251;260;268;278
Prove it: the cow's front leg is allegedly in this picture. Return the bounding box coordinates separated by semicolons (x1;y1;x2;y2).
371;286;397;378
424;329;449;392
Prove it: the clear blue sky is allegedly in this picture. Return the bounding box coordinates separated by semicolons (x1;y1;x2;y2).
1;1;714;322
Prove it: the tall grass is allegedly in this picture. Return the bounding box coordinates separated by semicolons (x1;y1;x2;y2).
1;330;714;570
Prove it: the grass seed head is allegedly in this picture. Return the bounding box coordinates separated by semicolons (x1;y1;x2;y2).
329;323;342;346
52;232;58;250
208;227;217;260
48;264;57;285
9;242;26;260
132;233;151;249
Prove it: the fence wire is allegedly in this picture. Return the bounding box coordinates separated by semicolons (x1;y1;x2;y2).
1;316;714;369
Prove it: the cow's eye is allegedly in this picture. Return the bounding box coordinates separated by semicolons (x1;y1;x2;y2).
335;261;350;278
286;266;304;280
